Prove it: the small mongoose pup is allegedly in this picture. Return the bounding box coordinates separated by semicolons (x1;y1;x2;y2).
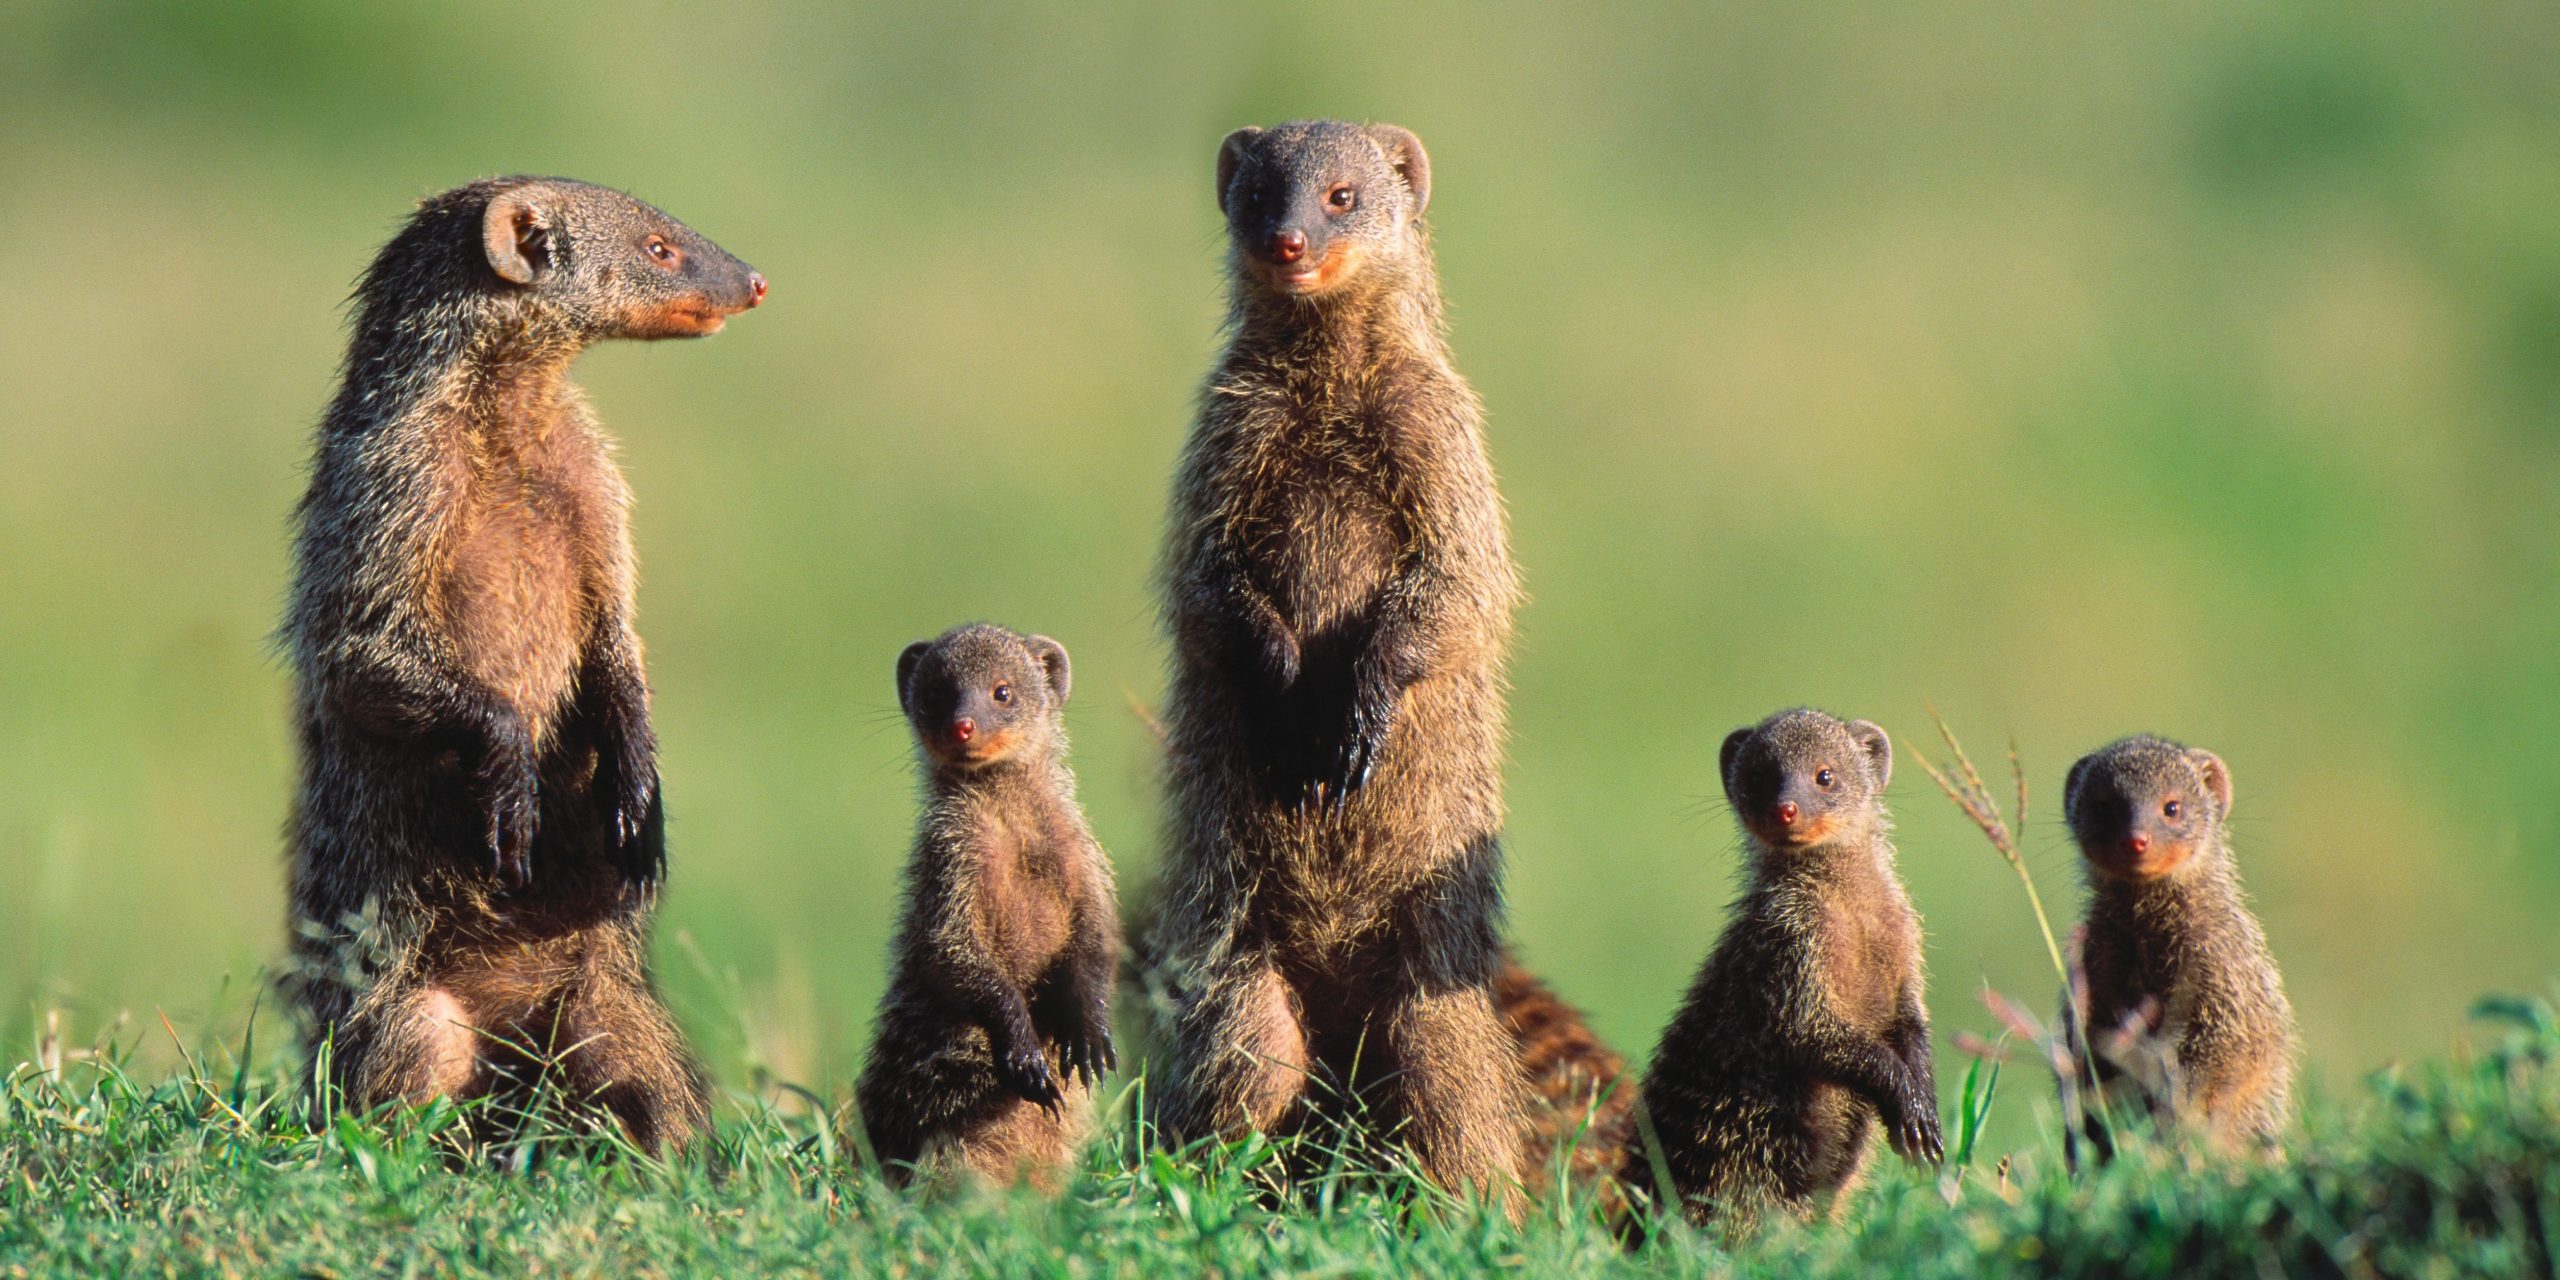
1633;709;1942;1225
283;176;764;1151
858;625;1119;1192
1154;119;1589;1200
2064;736;2296;1155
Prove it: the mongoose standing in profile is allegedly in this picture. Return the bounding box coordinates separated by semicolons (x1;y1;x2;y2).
858;625;1119;1192
283;176;765;1152
2063;736;2296;1155
1632;709;1942;1225
1153;119;1601;1201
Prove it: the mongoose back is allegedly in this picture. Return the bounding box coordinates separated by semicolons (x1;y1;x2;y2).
858;625;1118;1192
1632;709;1942;1225
283;176;765;1151
2063;736;2296;1154
1153;118;1584;1201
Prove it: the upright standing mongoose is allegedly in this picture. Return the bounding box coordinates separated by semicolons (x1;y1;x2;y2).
1633;709;1942;1225
858;625;1119;1192
1153;119;1603;1200
283;176;765;1151
2063;736;2295;1155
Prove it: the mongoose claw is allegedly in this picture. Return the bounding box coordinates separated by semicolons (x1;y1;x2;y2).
999;1041;1065;1112
1890;1103;1945;1165
1058;1028;1114;1090
1329;697;1393;808
484;777;537;891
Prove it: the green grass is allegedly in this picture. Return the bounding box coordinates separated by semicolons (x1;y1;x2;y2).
5;994;2554;1278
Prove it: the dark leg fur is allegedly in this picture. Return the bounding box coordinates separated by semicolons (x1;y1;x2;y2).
550;956;710;1154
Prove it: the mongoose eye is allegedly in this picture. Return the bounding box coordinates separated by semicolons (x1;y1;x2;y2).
991;683;1012;704
1327;184;1357;211
644;236;682;269
1814;768;1835;789
2162;799;2182;819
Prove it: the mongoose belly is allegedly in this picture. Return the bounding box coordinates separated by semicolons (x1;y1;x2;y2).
1253;465;1397;642
439;480;603;740
978;833;1074;987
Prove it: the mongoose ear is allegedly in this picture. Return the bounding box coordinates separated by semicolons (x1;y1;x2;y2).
481;187;555;286
2190;749;2234;818
1367;124;1431;217
1025;635;1072;706
1847;720;1893;790
894;641;930;716
2063;754;2093;820
1216;127;1263;217
1718;727;1752;799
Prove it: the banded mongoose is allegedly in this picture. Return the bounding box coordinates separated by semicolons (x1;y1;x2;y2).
858;625;1119;1192
1633;709;1942;1225
283;176;765;1151
1152;118;1599;1201
2063;735;2296;1155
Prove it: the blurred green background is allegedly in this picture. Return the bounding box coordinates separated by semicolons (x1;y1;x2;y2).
3;0;2555;1147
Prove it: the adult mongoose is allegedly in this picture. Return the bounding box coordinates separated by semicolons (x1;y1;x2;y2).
858;625;1118;1192
282;176;765;1152
1632;709;1942;1225
2063;735;2296;1155
1152;118;1588;1201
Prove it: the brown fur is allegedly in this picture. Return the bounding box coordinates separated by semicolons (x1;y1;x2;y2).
1494;953;1636;1201
1150;120;1555;1201
2064;736;2297;1156
283;176;764;1152
858;625;1119;1193
1630;709;1941;1226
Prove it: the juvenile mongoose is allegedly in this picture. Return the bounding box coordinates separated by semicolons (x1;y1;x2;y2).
858;625;1119;1192
283;176;765;1151
1152;118;1573;1200
1633;709;1942;1225
2063;736;2296;1155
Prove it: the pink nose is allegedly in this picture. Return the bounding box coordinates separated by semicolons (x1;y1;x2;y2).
747;273;768;306
1268;230;1307;263
950;717;975;744
2124;833;2149;856
1775;801;1799;826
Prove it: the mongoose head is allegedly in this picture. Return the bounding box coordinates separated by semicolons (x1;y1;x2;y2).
474;177;767;340
895;624;1072;772
1720;708;1894;851
1215;120;1432;301
2064;736;2233;882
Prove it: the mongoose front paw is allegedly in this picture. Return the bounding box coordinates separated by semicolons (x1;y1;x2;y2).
480;769;538;891
597;748;659;858
1261;625;1303;691
1888;1097;1945;1165
998;1040;1065;1112
1326;685;1398;809
1056;1003;1117;1089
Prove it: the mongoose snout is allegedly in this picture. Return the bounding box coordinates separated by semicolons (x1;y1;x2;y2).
1721;715;1890;851
2064;741;2227;881
1215;120;1427;300
896;627;1066;770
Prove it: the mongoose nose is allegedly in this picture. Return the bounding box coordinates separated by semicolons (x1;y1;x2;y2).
1775;801;1799;826
950;717;976;744
747;273;767;306
2124;833;2150;856
1268;230;1307;264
